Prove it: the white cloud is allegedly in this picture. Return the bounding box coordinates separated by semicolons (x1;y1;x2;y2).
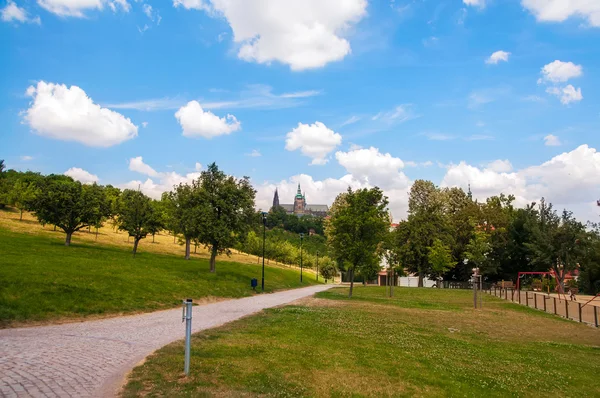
20;155;33;161
538;60;582;84
23;81;138;147
38;0;130;17
124;158;201;199
246;149;261;157
173;0;209;11
141;121;148;128
422;132;455;141
285;122;342;165
442;144;600;222
544;134;561;146
371;104;419;124
177;0;368;70
486;50;510;65
175;100;241;138
463;0;485;8
129;156;159;177
522;0;600;27
486;159;513;173
335;146;409;189
1;1;40;24
64;167;99;184
107;85;321;112
546;85;583;105
341;115;361;127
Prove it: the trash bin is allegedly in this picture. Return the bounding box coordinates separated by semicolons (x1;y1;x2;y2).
251;278;258;290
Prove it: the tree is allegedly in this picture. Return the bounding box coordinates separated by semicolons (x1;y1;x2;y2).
168;181;202;260
8;179;39;220
117;189;153;255
394;180;452;286
195;163;256;273
326;187;389;298
465;230;493;275
31;177;109;246
526;200;587;292
428;238;454;286
147;200;166;242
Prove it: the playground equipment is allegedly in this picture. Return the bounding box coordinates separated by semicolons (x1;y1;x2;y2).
582;293;600;309
516;271;569;301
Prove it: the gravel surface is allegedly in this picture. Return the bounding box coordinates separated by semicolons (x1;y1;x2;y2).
0;284;333;397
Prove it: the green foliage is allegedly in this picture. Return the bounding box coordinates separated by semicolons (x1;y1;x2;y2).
428;238;454;280
30;178;109;245
465;230;493;275
266;206;325;235
7;179;39;220
117;189;153;255
195;163;256;272
327;187;389;297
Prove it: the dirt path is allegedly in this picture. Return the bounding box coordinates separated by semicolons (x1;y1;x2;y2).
0;285;333;397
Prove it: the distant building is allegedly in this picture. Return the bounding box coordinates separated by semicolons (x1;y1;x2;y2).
272;184;329;217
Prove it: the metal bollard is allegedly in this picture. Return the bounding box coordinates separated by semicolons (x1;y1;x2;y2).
595;306;599;328
182;298;193;376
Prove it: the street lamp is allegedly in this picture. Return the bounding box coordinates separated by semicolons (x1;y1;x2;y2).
316;251;319;282
261;212;267;291
300;233;304;282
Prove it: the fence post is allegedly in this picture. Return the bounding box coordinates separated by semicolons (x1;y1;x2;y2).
565;300;569;319
543;296;547;312
526;292;529;307
511;289;514;302
595;306;598;328
578;302;582;323
518;290;521;304
534;294;537;309
553;297;557;315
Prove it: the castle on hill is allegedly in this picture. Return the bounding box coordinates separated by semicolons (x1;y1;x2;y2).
271;184;329;217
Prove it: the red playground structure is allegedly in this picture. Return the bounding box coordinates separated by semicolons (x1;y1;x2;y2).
515;271;570;301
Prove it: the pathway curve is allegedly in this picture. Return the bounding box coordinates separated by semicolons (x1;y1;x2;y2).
0;284;333;398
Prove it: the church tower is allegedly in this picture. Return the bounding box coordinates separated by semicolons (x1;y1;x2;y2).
272;188;280;209
293;183;305;214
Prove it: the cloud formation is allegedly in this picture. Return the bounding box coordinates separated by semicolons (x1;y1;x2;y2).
175;101;241;138
522;0;600;27
486;50;510;65
1;1;40;24
175;0;368;70
285;122;342;165
38;0;130;17
23;82;138;147
64;167;99;184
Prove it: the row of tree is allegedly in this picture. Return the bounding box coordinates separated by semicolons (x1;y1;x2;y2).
0;161;257;273
323;180;600;296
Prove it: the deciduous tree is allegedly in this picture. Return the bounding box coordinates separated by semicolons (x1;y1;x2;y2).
326;187;389;298
117;189;153;255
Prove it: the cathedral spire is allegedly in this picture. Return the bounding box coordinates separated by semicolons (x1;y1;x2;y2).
467;183;472;200
272;188;280;209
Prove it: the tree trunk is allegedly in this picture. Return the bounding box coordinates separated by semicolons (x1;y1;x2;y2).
152;233;155;243
133;238;140;257
19;209;23;221
65;232;72;246
210;245;217;273
194;243;197;254
173;232;176;244
185;238;191;260
348;267;354;298
54;225;57;231
418;271;424;287
95;228;99;241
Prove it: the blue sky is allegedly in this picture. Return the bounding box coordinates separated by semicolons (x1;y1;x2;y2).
2;0;600;221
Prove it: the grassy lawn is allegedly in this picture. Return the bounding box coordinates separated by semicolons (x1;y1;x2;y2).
0;228;320;327
122;287;600;397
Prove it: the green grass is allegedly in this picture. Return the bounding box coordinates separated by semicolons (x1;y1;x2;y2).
0;228;320;327
122;286;600;398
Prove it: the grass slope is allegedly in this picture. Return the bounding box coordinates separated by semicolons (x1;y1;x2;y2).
0;228;320;327
123;287;600;397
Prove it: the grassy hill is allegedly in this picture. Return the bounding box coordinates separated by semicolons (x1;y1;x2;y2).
0;208;321;327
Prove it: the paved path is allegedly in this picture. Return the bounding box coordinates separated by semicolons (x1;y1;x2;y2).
0;285;333;398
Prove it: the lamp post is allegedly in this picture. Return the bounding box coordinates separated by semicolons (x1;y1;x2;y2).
300;233;304;282
261;212;267;291
316;251;319;282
